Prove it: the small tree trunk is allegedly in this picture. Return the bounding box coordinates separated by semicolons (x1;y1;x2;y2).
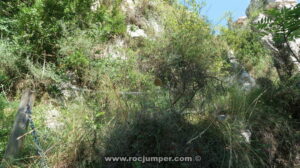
1;89;35;166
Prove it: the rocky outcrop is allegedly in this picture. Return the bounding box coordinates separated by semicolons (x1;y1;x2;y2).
266;0;297;8
246;0;297;16
90;0;164;60
246;0;267;17
122;0;163;37
236;16;248;26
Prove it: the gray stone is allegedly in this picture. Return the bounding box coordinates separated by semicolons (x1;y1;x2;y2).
241;129;252;143
45;108;63;130
127;25;147;38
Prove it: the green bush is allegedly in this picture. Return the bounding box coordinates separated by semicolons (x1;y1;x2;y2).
220;27;270;72
62;50;90;72
141;4;227;107
96;3;127;38
0;40;23;90
0;0;126;63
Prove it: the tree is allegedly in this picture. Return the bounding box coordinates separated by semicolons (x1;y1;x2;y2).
256;4;300;79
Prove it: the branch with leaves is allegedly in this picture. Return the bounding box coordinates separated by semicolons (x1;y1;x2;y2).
255;4;300;63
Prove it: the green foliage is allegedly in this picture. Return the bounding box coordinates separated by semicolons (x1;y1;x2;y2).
200;85;296;167
255;4;300;79
256;4;300;44
0;94;6;159
221;27;270;73
0;0;126;62
246;0;267;18
62;50;90;73
0;0;127;93
0;0;298;167
0;94;6;119
142;3;227;106
0;97;17;160
0;40;23;89
96;4;127;38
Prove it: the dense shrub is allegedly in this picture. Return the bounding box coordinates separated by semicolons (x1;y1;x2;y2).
141;3;227;107
0;41;24;91
0;0;127;94
220;26;271;73
0;0;126;63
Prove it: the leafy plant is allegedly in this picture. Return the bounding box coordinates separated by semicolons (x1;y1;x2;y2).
220;26;272;76
142;3;227;107
256;4;300;63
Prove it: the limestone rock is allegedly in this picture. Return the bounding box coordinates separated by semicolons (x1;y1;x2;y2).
288;39;300;70
91;0;100;11
45;108;63;130
127;25;147;38
241;129;252;143
266;0;297;8
236;16;248;26
246;0;267;17
247;0;297;16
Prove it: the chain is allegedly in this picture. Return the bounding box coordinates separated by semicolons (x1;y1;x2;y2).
26;105;49;168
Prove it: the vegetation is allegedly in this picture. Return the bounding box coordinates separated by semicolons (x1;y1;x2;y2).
256;4;300;80
0;0;299;168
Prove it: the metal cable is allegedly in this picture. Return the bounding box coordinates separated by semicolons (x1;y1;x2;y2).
26;105;49;168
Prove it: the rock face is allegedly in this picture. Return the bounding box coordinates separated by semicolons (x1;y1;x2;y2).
228;50;256;90
266;0;297;8
122;0;163;37
246;0;297;16
246;0;267;17
90;0;164;60
236;16;248;26
288;39;300;71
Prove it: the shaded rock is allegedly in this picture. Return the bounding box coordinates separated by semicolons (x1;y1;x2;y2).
217;114;227;121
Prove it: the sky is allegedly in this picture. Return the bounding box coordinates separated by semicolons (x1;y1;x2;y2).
201;0;250;26
186;0;300;27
